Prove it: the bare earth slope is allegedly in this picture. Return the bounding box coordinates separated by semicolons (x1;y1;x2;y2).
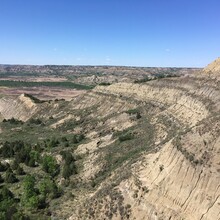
69;60;220;220
0;94;38;121
203;57;220;74
0;59;220;220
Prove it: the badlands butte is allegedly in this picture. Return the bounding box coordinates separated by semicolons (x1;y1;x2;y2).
0;58;220;220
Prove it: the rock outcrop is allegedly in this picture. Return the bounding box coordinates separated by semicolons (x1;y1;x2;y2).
95;81;209;127
203;57;220;74
0;94;38;121
1;59;220;220
69;59;220;220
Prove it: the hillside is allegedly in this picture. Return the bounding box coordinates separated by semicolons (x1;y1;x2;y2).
0;60;219;219
203;57;220;74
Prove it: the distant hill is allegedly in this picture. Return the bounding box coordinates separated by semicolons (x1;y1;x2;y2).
0;64;200;77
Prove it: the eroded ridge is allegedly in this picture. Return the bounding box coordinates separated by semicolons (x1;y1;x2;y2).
95;81;209;126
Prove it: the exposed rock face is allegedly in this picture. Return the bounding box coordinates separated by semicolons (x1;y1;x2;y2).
0;94;38;121
118;135;220;220
95;80;210;127
1;59;220;220
203;57;220;74
69;63;220;220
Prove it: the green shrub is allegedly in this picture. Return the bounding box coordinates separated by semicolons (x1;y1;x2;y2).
39;178;62;199
0;188;16;219
77;134;85;143
99;82;111;86
0;174;4;183
23;93;43;104
28;118;42;125
118;133;134;142
0;163;7;172
2;117;23;125
16;166;25;175
126;109;141;119
11;160;19;170
126;109;139;115
22;175;40;209
72;135;78;144
5;170;18;183
42;155;60;177
61;151;77;179
62;165;71;179
134;77;150;83
72;134;85;144
0;186;14;199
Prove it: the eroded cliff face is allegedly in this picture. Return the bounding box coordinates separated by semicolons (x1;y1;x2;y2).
117;132;220;220
69;61;220;220
95;81;209;127
1;59;220;220
0;94;38;121
203;57;220;75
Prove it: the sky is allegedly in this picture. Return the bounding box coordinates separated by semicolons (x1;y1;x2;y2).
0;0;220;67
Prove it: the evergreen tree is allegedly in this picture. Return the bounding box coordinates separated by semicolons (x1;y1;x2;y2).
5;170;18;183
0;174;4;183
22;175;39;209
42;155;59;177
0;162;7;172
16;166;25;175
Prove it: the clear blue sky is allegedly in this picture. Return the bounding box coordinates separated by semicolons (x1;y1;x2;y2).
0;0;220;67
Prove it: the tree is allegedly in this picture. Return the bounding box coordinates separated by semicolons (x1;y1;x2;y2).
0;186;14;199
5;170;18;183
0;163;7;172
22;175;39;209
61;151;77;179
0;141;14;158
136;112;142;119
42;155;59;177
11;160;19;170
77;134;85;142
30;151;40;162
0;174;4;183
16;166;25;175
15;146;31;163
39;178;61;199
0;189;16;220
26;196;39;209
27;157;36;167
61;136;68;142
72;135;78;144
61;151;75;164
72;134;85;144
11;210;30;220
62;164;72;179
64;142;69;148
23;176;33;194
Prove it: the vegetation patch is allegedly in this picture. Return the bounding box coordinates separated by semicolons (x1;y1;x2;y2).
126;108;142;119
0;80;95;90
134;73;179;83
0;127;84;219
93;117;154;186
98;82;111;86
23;93;46;103
2;117;23;125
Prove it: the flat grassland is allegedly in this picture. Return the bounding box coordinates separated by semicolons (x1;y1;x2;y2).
0;76;93;100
